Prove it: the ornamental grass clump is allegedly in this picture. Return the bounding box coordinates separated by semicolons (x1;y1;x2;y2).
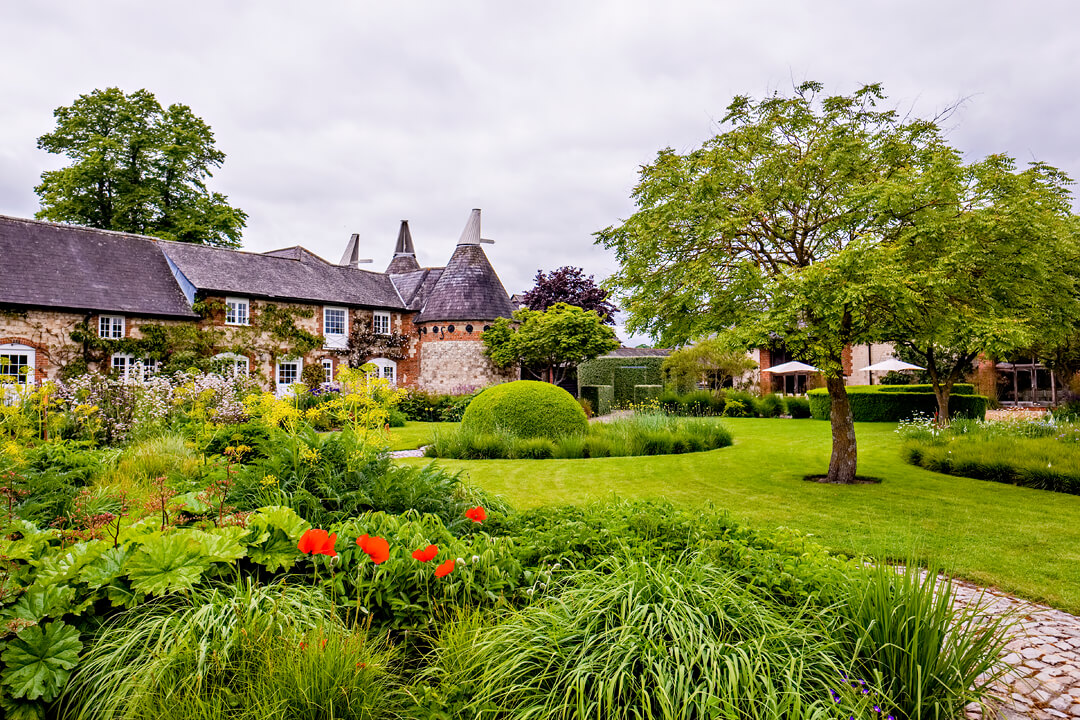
433;554;851;720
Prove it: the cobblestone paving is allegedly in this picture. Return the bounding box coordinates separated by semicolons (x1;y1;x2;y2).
952;579;1080;719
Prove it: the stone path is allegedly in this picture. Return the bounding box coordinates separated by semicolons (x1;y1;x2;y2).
390;446;428;458
951;578;1080;718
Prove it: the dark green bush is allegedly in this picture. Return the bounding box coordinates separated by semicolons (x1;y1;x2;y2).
461;381;588;440
722;399;751;417
809;386;987;422
579;384;614;416
785;397;811;418
755;393;784;418
578;356;665;408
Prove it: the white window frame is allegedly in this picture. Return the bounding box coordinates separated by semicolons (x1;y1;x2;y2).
0;344;35;386
368;357;397;386
225;297;250;326
323;306;349;349
276;359;302;388
98;315;125;339
322;358;334;384
111;353;159;381
373;311;391;336
213;352;250;376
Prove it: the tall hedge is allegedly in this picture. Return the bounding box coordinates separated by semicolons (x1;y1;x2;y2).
875;383;975;395
809;385;987;422
461;380;588;439
580;385;614;416
578;356;665;408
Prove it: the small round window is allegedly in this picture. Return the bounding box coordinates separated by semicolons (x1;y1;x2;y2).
447;325;455;333
465;324;474;333
483;325;491;332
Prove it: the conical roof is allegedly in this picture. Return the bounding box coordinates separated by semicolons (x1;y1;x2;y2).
414;209;514;322
386;220;420;274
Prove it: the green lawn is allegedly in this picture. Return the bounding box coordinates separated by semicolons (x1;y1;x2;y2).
397;418;1080;612
388;421;455;451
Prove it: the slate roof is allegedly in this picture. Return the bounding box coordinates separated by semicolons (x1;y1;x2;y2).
602;347;671;358
159;241;407;309
0;215;198;318
414;243;514;322
386;221;421;274
389;268;443;311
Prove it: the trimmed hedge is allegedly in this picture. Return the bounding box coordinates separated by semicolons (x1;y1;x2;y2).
809;385;987;422
461;380;588;439
580;385;614;417
876;383;975;395
634;384;663;404
578;356;665;408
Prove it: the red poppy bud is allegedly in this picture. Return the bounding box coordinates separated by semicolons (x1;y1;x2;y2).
412;544;438;562
435;557;455;578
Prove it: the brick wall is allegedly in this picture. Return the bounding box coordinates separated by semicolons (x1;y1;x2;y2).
411;319;516;393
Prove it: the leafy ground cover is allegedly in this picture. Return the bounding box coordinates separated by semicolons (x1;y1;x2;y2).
399;418;1080;612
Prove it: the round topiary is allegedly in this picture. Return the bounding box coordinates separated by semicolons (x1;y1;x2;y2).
461;380;588;440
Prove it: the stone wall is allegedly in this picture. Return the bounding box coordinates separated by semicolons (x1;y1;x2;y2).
417;337;517;393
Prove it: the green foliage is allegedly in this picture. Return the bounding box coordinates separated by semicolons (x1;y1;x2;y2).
839;564;1011;718
397;388;479;423
432;414;732;460
661;339;756;392
2;621;82;703
125;532;212;595
785;397;811;418
755;393;784;418
482;304;620;386
578;384;613;416
577;356;665;408
809;385;988;422
35;87;246;247
461;381;587;440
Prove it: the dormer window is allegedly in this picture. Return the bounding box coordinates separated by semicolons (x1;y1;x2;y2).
373;312;391;335
225;297;249;326
99;315;125;339
324;307;348;349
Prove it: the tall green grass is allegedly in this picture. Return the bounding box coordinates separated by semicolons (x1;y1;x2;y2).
62;578;400;720
427;415;733;460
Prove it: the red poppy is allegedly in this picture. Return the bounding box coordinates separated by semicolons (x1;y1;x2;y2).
412;544;439;562
434;558;455;578
464;506;486;523
298;528;337;557
357;534;390;564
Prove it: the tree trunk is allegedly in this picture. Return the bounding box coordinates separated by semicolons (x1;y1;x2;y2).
826;375;858;483
934;385;951;426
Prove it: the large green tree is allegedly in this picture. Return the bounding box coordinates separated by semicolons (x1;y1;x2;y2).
35;87;247;247
883;155;1080;421
661;338;757;392
596;82;956;483
483;303;619;386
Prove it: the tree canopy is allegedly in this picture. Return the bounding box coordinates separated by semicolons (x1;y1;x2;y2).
482;303;619;386
661;339;757;392
35;87;247;248
596;82;961;483
521;266;618;324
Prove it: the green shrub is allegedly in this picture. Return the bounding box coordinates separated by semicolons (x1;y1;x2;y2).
876;383;975;394
722;399;751;417
388;408;407;427
582;435;614;458
839;563;1010;719
809;386;988;422
434;555;848;720
461;381;588;440
578;356;666;408
633;384;663;404
755;393;784;418
785;397;811;418
511;437;557;459
579;384;614;417
723;390;760;417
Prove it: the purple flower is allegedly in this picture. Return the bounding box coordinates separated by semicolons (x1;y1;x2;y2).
873;706;881;713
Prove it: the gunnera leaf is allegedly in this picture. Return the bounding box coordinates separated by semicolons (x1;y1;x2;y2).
5;584;76;623
1;620;82;702
125;533;211;596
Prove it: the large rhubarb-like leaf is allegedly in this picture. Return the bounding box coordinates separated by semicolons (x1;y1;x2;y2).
189;527;247;563
6;584;75;623
78;545;133;590
1;621;82;702
245;506;308;572
125;533;210;596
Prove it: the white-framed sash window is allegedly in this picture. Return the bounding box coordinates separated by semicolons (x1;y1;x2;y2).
98;315;125;339
276;359;302;388
323;306;348;349
111;354;159;381
373;311;391;336
214;353;250;376
368;357;396;385
225;297;250;326
0;344;35;385
322;358;334;384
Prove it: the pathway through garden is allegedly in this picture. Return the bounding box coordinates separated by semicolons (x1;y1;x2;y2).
955;579;1080;719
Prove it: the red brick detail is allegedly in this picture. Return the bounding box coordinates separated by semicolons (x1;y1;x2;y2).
841;345;853;378
0;336;51;384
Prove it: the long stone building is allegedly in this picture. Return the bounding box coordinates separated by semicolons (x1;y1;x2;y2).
0;209;518;393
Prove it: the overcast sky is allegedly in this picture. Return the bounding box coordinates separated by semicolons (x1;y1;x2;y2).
2;1;1078;344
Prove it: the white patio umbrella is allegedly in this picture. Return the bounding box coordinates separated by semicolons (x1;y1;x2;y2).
856;358;925;373
761;360;819;374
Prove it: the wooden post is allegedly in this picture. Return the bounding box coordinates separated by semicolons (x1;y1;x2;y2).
1051;369;1057;406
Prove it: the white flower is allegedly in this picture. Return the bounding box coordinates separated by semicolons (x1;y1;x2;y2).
471;555;480;564
456;557;465;565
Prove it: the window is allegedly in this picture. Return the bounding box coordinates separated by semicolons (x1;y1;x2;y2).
323;307;348;349
276;360;301;387
98;315;125;339
225;297;250;326
214;353;249;376
111;354;159;381
0;345;34;385
373;311;391;335
322;359;334;384
368;358;397;386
